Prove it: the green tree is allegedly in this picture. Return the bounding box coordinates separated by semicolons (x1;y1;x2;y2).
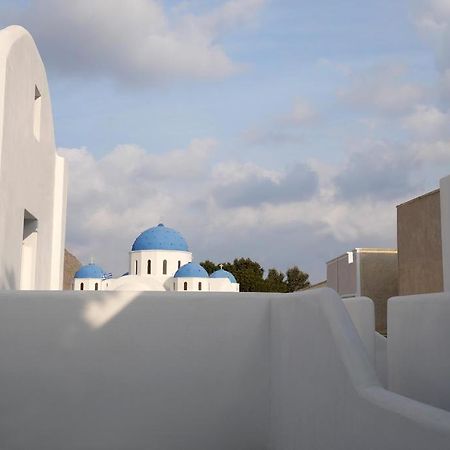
224;258;265;292
286;265;310;292
263;269;287;292
200;260;219;275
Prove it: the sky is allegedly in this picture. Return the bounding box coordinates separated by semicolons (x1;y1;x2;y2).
2;0;450;282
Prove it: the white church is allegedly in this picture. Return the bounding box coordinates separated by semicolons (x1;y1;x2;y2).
2;24;450;450
73;223;239;292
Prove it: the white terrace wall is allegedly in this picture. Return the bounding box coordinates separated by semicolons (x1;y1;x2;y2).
388;292;450;411
0;290;271;450
0;26;67;290
0;289;449;449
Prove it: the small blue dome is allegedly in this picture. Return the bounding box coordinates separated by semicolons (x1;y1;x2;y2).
174;262;209;278
75;263;106;279
132;224;189;252
210;268;237;283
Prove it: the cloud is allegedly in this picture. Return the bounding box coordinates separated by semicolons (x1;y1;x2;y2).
5;0;265;85
338;63;425;113
213;162;319;208
402;105;450;138
243;99;318;146
60;139;410;282
414;0;450;100
334;140;422;201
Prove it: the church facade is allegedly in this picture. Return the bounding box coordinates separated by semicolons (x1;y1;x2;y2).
73;224;239;292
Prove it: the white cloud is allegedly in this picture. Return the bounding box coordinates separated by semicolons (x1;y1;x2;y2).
243;98;318;146
338;63;425;113
414;0;450;100
402;105;450;137
6;0;265;84
61;138;417;281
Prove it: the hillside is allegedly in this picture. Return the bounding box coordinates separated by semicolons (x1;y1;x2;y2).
64;249;81;290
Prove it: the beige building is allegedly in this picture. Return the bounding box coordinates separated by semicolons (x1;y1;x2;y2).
327;248;398;333
396;189;443;295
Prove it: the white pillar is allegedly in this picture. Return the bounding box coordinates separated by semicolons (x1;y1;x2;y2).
440;175;450;291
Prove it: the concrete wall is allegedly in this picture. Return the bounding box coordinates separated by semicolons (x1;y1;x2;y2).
0;26;67;290
388;292;450;411
0;290;271;450
360;250;398;334
397;190;443;295
0;289;449;449
441;176;450;291
326;251;357;296
270;288;450;450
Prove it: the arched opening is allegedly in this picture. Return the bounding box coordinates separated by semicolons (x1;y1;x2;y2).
178;260;181;269
147;260;151;274
198;282;202;291
135;260;138;275
95;283;99;291
80;282;84;291
184;281;188;291
173;282;176;290
163;260;167;275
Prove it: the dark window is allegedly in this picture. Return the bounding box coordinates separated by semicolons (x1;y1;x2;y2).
135;260;138;275
184;281;188;291
178;260;181;269
173;283;176;290
80;282;84;291
163;260;167;275
95;283;99;291
147;260;151;274
198;282;202;291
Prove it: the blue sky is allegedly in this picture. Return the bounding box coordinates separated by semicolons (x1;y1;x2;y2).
2;0;450;281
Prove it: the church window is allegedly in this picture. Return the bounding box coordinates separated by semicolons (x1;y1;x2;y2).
147;260;151;274
135;260;138;275
198;282;202;291
80;282;84;291
173;283;176;290
184;281;188;291
95;283;98;291
163;260;167;275
178;260;181;269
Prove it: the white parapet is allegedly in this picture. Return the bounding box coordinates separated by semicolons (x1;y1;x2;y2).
0;289;449;449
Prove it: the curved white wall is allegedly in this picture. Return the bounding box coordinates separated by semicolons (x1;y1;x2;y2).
0;26;67;290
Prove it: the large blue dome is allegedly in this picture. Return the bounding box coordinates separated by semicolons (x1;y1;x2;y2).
174;262;208;278
74;263;106;279
210;268;237;283
132;224;189;252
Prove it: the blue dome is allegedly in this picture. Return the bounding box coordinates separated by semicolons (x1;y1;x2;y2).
210;268;237;283
174;262;209;278
132;224;189;252
74;263;106;279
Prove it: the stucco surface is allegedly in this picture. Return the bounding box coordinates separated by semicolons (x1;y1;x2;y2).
388;292;450;411
0;289;449;449
397;190;443;295
0;25;67;290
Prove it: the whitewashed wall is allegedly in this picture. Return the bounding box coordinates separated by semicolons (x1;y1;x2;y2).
388;291;450;411
0;289;449;450
0;25;67;290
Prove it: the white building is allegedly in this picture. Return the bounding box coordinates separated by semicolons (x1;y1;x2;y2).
0;26;67;290
73;224;239;292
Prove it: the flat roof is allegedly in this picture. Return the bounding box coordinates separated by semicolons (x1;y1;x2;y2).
396;188;440;208
326;248;397;264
